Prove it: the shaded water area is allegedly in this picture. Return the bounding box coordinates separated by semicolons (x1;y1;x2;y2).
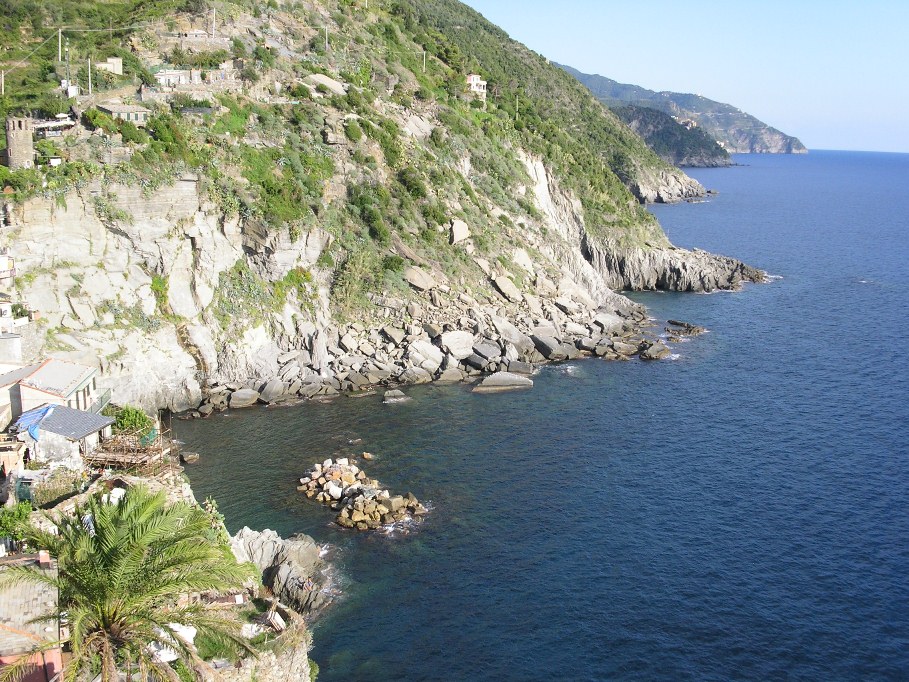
177;152;909;680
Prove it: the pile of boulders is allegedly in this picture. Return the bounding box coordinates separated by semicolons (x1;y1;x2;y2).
297;458;427;531
180;267;701;417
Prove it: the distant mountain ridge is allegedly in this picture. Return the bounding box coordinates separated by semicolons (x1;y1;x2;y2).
612;104;731;168
559;64;807;155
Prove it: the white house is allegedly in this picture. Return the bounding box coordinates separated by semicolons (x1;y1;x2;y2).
97;103;152;127
466;73;487;100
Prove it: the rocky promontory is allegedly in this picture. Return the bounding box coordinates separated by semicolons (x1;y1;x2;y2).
230;527;333;616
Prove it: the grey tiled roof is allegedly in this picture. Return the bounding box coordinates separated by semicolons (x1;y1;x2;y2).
0;563;58;656
28;405;113;440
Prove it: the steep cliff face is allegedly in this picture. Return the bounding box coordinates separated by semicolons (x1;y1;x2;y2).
2;151;760;411
4;179;329;412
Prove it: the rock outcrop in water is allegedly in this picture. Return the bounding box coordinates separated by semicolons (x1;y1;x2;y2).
298;458;427;530
582;236;766;292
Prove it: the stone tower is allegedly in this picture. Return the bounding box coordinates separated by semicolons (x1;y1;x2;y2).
4;117;35;170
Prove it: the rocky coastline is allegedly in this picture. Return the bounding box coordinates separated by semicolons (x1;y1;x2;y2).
181;249;760;415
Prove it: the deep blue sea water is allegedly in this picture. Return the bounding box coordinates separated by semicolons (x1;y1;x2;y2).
176;151;909;681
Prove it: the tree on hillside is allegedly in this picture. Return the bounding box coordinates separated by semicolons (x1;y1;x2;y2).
0;485;253;682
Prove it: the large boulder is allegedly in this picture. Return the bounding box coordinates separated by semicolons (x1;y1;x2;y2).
490;315;534;353
440;330;474;359
492;276;522;303
473;339;501;361
450;219;470;244
258;378;286;403
407;339;444;372
399;366;432;384
404;266;438;291
304;73;347;96
472;371;534;393
531;334;568;361
593;311;625;334
640;342;672;360
229;388;260;408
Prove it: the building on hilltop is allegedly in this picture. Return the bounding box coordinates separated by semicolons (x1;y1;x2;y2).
2;118;34;170
153;68;203;88
466;73;487;101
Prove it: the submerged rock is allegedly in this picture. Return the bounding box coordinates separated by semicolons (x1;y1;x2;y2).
473;371;534;393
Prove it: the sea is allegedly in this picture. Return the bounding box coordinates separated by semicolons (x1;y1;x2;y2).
175;151;909;681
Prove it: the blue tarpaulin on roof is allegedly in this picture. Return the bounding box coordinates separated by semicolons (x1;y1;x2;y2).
14;405;55;442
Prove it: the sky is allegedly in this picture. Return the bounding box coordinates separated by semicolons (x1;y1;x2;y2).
461;0;909;153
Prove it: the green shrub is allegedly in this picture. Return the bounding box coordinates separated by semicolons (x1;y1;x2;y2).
397;167;427;198
344;119;363;142
0;502;32;541
111;405;155;436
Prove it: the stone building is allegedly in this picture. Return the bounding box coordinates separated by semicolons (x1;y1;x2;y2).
2;118;34;170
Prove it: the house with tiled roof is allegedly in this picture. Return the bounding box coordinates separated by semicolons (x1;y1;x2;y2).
0;359;110;431
14;404;114;469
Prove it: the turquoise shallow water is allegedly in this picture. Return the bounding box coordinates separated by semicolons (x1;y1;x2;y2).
177;151;909;680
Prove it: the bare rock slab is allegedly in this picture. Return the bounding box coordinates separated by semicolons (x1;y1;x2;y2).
472;371;534;393
404;266;438;291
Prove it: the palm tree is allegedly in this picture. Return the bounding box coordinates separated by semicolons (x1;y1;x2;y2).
0;485;254;682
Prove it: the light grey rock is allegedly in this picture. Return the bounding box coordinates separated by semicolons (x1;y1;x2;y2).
472;371;534;393
490;315;534;352
564;321;589;336
473;340;501;360
229;388;261;408
399;367;432;384
230;527;327;614
450;218;470;244
383;389;411;403
576;337;599;352
506;360;535;375
259;378;286;403
407;339;444;373
382;326;406;345
612;341;640;356
492;275;522;303
440;330;474;359
404;266;438;291
339;333;358;353
304;73;347;96
530;334;567;361
593;311;624;333
435;367;464;383
640;342;672;360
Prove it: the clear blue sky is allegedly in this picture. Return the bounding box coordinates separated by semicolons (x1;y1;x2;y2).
461;0;909;153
